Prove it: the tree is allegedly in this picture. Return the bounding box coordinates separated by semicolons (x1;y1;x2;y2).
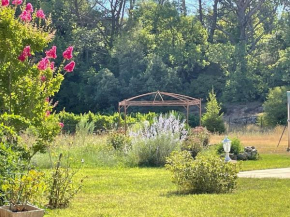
0;1;75;206
0;3;74;156
202;89;225;133
263;86;288;126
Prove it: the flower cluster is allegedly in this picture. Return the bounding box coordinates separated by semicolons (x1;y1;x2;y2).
62;46;75;72
129;114;188;142
9;2;76;128
18;44;75;74
18;46;31;61
1;1;46;22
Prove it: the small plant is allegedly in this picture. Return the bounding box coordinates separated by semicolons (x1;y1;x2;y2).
201;89;225;134
47;153;84;209
166;151;238;193
107;131;131;151
76;116;95;146
128;114;187;167
217;137;243;155
2;170;46;212
181;127;210;158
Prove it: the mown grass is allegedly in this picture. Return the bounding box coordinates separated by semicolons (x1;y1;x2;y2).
45;168;290;217
29;130;290;216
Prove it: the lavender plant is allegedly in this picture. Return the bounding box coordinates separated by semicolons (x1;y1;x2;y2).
128;113;187;167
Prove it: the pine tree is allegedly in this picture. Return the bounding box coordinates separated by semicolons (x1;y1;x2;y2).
202;89;225;133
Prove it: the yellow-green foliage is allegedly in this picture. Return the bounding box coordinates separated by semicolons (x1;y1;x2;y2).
166;151;238;193
0;6;63;154
2;170;46;210
201;89;225;133
57;111;158;133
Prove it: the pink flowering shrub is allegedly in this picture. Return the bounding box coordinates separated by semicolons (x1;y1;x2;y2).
36;9;45;19
0;3;76;156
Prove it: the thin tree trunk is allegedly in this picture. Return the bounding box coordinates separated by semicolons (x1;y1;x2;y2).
198;0;204;25
209;0;218;43
181;0;186;16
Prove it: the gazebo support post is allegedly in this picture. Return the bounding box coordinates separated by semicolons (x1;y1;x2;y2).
124;105;127;134
287;91;290;151
186;105;189;125
199;99;202;126
118;105;121;130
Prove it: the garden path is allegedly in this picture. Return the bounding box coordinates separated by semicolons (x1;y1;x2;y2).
238;168;290;179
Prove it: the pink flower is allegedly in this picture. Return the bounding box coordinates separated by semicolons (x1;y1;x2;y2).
62;46;73;60
1;0;9;7
50;62;55;70
46;97;50;102
18;54;26;62
64;61;75;72
23;46;31;56
45;111;50;117
45;46;57;59
18;46;31;62
12;0;22;5
19;10;32;22
36;9;45;19
40;75;46;82
59;122;64;128
37;57;49;70
25;3;33;13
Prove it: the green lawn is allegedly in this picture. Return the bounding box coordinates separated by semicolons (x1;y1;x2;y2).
45;154;290;217
240;154;290;171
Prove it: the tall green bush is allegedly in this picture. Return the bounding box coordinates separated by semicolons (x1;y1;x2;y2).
201;89;225;133
263;86;289;126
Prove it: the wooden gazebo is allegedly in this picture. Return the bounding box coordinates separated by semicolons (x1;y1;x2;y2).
118;91;202;133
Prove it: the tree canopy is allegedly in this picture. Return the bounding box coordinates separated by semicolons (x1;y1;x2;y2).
24;0;290;113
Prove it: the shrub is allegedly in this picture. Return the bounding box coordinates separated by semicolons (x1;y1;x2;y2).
47;153;84;209
181;127;210;158
166;151;238;193
107;132;131;151
217;137;243;155
201;89;225;133
263;86;289;126
128;114;187;167
188;115;200;128
57;111;81;133
2;170;46;211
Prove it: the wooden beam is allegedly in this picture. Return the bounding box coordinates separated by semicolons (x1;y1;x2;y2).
287;91;290;152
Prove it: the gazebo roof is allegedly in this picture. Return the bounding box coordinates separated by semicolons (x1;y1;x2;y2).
119;91;201;107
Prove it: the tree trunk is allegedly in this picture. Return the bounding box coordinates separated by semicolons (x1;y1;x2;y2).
198;0;204;25
209;0;218;43
181;0;186;16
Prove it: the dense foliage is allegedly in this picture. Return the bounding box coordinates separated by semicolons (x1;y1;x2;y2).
166;151;238;193
263;86;289;126
181;127;210;158
202;89;225;133
27;0;289;117
128;114;187;166
57;111;158;133
0;2;76;208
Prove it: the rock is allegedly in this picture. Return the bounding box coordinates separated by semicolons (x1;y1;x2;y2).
229;153;237;160
237;153;248;161
243;146;259;160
